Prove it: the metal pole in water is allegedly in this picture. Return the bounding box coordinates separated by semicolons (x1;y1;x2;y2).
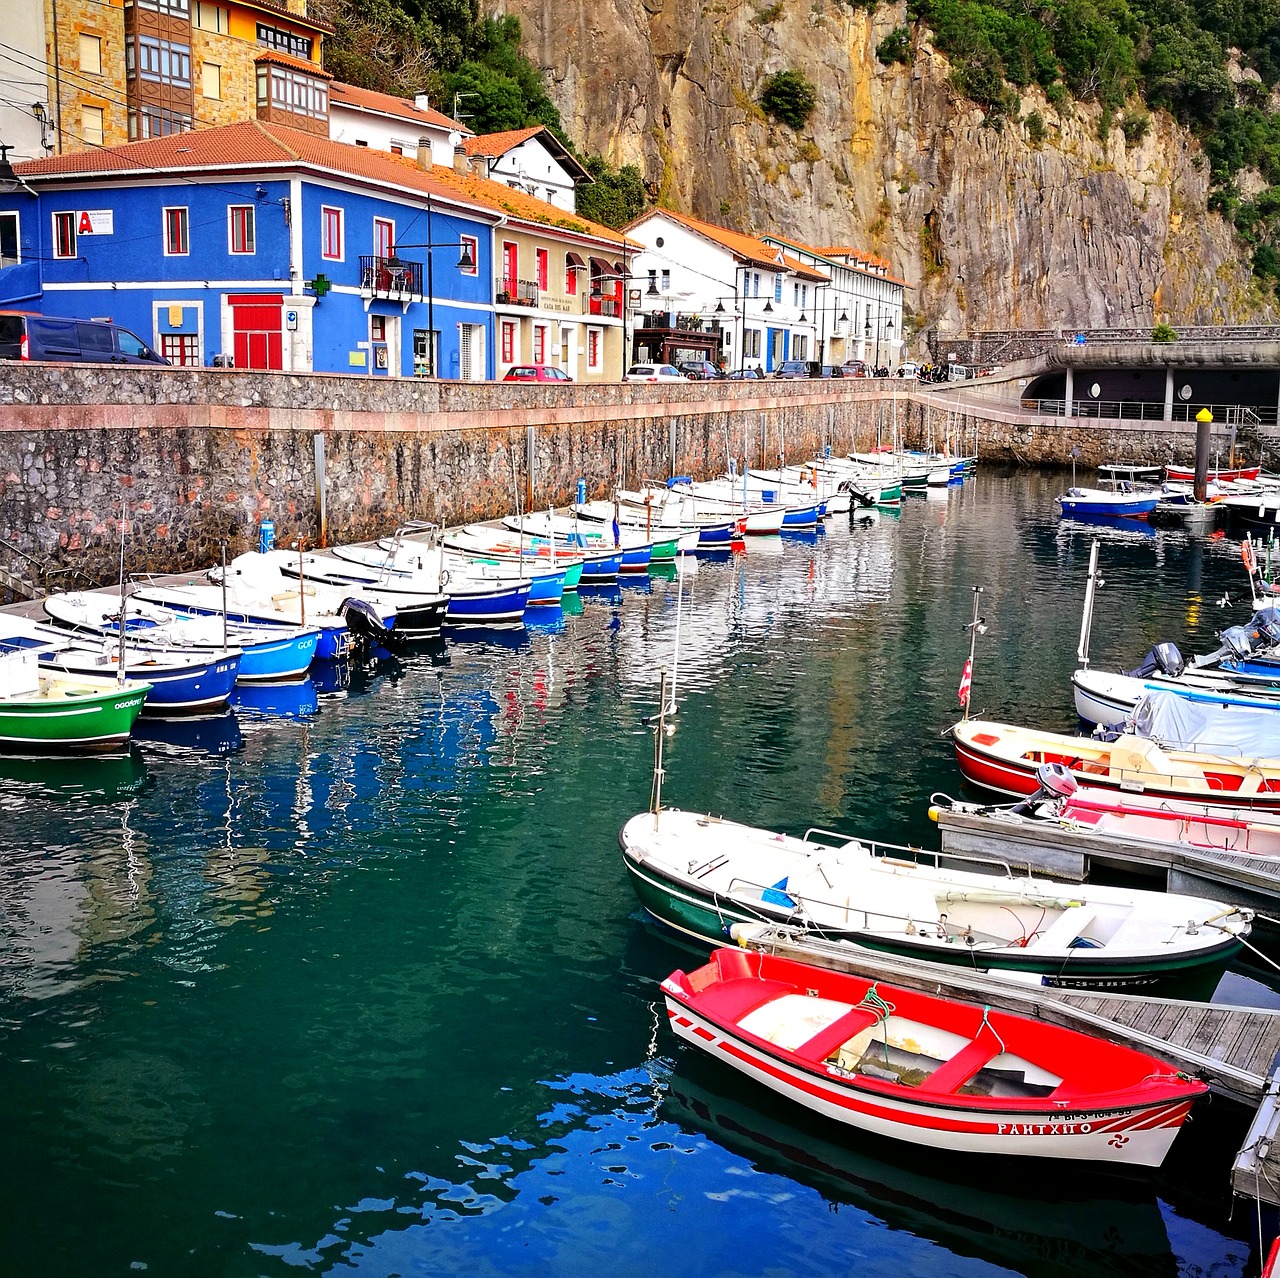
650;671;669;823
1194;406;1214;502
220;541;228;654
962;585;985;721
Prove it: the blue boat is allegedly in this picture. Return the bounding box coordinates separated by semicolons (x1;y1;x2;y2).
445;579;533;626
578;549;623;582
1056;486;1160;519
696;521;739;546
779;503;820;529
562;532;650;575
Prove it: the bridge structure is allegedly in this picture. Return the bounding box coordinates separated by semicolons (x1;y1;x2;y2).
927;327;1280;442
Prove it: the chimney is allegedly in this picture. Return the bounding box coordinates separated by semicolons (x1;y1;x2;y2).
416;138;432;171
468;153;488;179
453;144;468;175
414;92;431;111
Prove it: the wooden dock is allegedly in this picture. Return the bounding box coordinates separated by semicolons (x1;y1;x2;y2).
737;924;1280;1206
934;805;1280;922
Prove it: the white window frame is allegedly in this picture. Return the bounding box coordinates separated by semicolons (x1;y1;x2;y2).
321;205;343;262
163;205;189;256
459;234;478;277
228;205;255;255
52;211;76;259
587;326;602;371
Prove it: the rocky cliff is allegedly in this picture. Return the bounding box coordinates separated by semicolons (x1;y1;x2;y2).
502;0;1272;334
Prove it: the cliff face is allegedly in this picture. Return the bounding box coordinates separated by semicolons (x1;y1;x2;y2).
503;0;1271;333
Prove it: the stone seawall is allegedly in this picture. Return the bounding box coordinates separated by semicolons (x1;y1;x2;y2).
0;363;1235;592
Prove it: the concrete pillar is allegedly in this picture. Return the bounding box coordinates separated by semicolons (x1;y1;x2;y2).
1064;366;1074;418
1164;367;1174;423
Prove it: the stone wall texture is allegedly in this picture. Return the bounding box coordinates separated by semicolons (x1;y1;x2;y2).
0;364;1227;593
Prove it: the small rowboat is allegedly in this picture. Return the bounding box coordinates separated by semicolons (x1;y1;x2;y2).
953;716;1280;809
1166;463;1260;483
1056;487;1160;519
620;807;1249;986
662;947;1206;1166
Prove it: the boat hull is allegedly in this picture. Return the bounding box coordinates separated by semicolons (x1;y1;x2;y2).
445;581;532;626
665;997;1196;1166
623;849;1239;987
0;678;150;752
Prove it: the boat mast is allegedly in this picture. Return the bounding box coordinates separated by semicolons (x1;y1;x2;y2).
116;499;128;685
220;541;229;655
961;585;985;720
650;671;669;822
1077;538;1101;670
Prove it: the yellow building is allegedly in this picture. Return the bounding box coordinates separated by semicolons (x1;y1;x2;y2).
25;0;330;154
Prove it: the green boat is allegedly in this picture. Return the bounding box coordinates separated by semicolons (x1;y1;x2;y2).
0;651;151;752
618;807;1249;990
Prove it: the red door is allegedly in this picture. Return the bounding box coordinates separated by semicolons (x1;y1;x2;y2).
502;241;518;293
229;294;283;370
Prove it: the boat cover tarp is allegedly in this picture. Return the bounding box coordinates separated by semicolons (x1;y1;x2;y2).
1127;690;1280;758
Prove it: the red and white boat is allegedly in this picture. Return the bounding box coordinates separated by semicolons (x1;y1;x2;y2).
952;717;1280;809
662;948;1206;1166
1165;463;1260;483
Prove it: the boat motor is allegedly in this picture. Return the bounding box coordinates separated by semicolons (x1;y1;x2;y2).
1249;607;1280;647
1220;625;1255;662
1008;761;1078;816
1124;641;1185;679
338;597;395;648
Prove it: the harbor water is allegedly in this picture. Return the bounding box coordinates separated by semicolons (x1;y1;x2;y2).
1;468;1271;1276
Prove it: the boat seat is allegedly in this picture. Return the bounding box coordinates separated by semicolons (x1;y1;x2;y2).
1032;906;1097;951
794;1006;883;1063
918;1036;1003;1094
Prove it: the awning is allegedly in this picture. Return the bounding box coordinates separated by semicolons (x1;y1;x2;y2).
612;260;625;275
565;252;586;269
588;256;614;275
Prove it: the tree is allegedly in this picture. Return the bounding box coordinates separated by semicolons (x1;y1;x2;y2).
759;71;818;130
576;158;647;228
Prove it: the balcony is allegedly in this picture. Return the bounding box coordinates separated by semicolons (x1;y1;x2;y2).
495;276;540;307
585;293;620;317
359;254;423;298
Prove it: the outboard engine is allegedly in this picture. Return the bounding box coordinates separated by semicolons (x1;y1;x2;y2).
1009;761;1077;816
339;597;392;646
1124;641;1185;679
1220;625;1255;661
1250;607;1280;647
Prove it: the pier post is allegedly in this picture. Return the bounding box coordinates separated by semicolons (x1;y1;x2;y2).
1194;407;1213;501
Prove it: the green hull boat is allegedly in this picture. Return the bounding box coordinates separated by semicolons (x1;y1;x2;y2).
0;656;151;752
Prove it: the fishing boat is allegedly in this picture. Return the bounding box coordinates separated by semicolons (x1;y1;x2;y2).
1098;461;1163;482
0;617;239;716
933;760;1280;863
568;502;699;558
662;947;1206;1166
1166;463;1260;483
498;512;655;574
1072;664;1280;726
668;478;820;529
43;591;319;682
583;492;741;546
1056;485;1160;519
0;644;151;752
621;806;1248;986
952;715;1280;809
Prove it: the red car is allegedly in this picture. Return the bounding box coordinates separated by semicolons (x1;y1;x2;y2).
502;365;573;382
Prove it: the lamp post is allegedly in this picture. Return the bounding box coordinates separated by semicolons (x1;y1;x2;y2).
394;191;477;378
865;308;896;374
609;268;660;377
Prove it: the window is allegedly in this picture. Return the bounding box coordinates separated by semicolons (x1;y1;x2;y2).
164;207;189;255
533;325;545;363
228;206;255;255
0;212;18;267
161;333;199;365
370;315;386;341
565;255;578;295
390;145;403;156
260;67;327;121
774;274;782;302
137;0;190;14
459;234;478;276
202;62;221;99
131;107;191;138
373;218;394;259
257;24;312;59
321;207;342;260
660;268;670;292
79;35;102;75
752;272;760;297
128;36;192;87
116;328;153;360
81;106;104;147
587;327;601;370
501;321;515;363
793;335;807;359
743;328;761;358
195;3;229;32
535;247;548;292
413;328;438;377
802;284;808;308
647;268;657;293
53;212;76;259
793;283;799;306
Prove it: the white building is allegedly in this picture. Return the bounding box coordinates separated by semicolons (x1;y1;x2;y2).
623;207;833;373
328;83;469;167
0;3;52;163
462;127;589;214
763;234;906;369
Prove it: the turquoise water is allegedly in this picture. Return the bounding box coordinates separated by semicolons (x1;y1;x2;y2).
0;469;1266;1276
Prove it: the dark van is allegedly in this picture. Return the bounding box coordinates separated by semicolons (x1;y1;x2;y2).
0;312;169;364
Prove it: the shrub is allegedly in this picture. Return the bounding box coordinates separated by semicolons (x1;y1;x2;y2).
1024;109;1046;144
1152;322;1178;342
877;26;913;64
760;70;818;130
1121;108;1150;145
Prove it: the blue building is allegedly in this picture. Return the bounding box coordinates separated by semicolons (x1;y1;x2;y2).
0;121;501;378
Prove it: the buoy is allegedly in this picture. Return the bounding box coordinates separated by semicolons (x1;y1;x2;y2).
927;805;940;822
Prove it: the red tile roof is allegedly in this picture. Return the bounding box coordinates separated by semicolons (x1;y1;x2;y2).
462;127;544;157
627;207;829;281
329;82;465;133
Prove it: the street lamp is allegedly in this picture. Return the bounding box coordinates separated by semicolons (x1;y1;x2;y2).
394;191;477;378
606;265;659;377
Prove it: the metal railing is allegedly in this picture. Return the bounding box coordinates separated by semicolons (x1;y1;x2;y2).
358;254;423;297
1020;398;1274;426
584;294;620;317
495;276;539;306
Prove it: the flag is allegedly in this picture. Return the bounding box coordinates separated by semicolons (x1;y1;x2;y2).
611;516;620;548
958;658;972;706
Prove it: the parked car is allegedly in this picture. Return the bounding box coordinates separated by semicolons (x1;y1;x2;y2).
841;360;869;377
728;367;762;379
677;360;725;380
0;311;169;365
774;360;810;379
625;363;688;382
502;364;573;382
